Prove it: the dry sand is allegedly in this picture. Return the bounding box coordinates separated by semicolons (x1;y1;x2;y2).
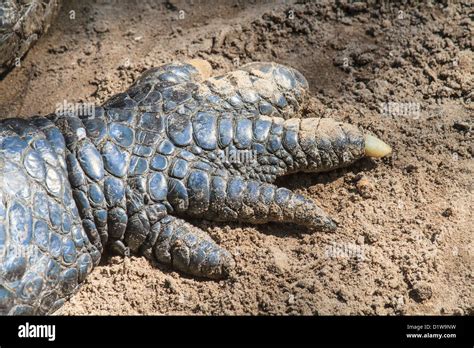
0;0;472;315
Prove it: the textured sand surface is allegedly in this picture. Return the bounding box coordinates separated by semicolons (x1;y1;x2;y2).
0;0;472;315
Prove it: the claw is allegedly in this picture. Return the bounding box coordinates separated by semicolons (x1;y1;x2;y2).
364;134;392;158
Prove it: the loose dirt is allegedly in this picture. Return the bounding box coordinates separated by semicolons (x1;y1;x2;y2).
0;0;472;315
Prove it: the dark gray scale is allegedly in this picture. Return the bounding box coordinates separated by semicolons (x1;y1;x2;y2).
62;184;77;214
127;83;153;104
282;122;307;171
0;135;28;161
93;210;108;233
30;117;63;147
186;170;211;215
1;161;31;200
66;154;87;188
102;141;130;178
234;118;253;149
152;220;174;264
82;219;101;250
267;134;282;154
71;225;84;248
62;239;77;265
157;139;175;155
179;150;195;161
260;185;276;208
161;84;194;113
243;180;260;209
225;177;247;213
76;253;93;283
8;201;33;246
104;177;126;207
135;129;161;147
148;173;168;202
315;136;334;169
252;143;266;159
169;158;189;179
77;142;104;182
190;145;203;156
32;138;61;168
228;94;244;109
239;88;260;105
0;61;370;314
274;188;292;212
106;108;135;124
182;98;200;115
88;183;105;206
23;149;47;181
166;113;193;147
102;92;138;110
273;66;297;90
125;184;145;216
1;248;27;283
132;63;199;90
192;111;217;151
167;178;189;212
33;190;50;220
33;220;50;251
128;156;149;176
273;94;288;109
48;199;62;231
135;112;165;149
124;211;150;253
138;90;163;113
138;221;161;258
253;116;272;143
49;232;62;260
61;212;73;234
109;123;134;148
205;94;226;108
44;165;63;198
133;145;154;157
144;203;167;225
282;125;300;154
192;160;213;172
150;154;168;171
82;117;107;145
72;190;92;220
17;272;44;304
59;268;79;296
258;101;275;116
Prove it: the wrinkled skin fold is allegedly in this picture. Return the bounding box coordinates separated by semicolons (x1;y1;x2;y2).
0;61;387;315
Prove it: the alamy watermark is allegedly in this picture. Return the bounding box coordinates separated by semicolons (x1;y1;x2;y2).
55;99;95;118
0;245;38;260
324;242;366;261
379;102;421;120
215;147;258;165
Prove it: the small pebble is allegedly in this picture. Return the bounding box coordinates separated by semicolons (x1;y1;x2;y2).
410;282;433;302
355;175;374;198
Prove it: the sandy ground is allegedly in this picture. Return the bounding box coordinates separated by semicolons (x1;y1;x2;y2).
0;0;472;315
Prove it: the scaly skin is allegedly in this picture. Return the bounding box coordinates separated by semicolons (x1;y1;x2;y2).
0;61;382;315
0;0;61;75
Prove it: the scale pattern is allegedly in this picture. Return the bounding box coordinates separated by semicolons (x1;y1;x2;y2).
0;62;366;314
0;117;99;315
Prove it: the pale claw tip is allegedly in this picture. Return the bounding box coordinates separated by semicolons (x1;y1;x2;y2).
364;134;392;158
